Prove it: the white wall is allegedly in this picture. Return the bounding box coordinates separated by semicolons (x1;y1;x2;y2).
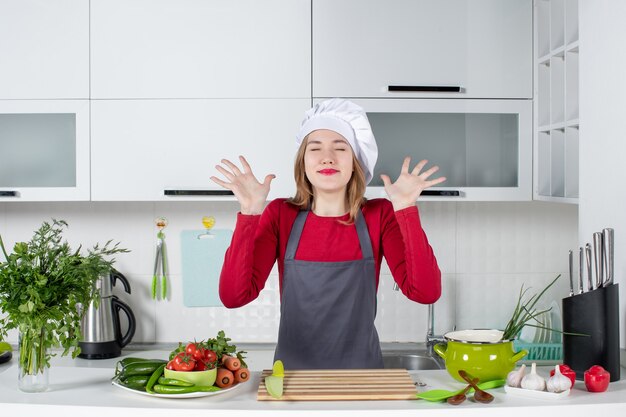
0;201;576;345
579;0;626;348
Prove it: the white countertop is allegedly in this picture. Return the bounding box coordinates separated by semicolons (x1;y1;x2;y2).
1;348;625;417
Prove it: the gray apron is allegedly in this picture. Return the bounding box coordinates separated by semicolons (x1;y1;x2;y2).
274;209;383;369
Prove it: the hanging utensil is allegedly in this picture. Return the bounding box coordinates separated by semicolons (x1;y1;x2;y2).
602;228;614;287
152;217;169;300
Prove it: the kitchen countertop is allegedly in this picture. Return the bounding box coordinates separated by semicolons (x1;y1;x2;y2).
1;347;625;417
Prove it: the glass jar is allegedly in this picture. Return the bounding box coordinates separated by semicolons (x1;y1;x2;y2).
18;327;49;392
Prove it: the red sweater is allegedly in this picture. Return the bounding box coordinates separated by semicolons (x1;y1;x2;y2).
219;198;441;308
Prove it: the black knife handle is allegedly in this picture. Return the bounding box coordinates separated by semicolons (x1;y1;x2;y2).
388;85;462;93
0;191;18;197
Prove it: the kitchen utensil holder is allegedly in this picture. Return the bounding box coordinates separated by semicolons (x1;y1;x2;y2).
562;283;620;382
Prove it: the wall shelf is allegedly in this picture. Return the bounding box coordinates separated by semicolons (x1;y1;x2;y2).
534;0;579;204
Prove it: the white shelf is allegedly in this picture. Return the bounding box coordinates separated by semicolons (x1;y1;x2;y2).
534;0;579;204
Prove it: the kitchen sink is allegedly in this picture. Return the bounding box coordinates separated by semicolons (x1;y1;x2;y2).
382;351;443;370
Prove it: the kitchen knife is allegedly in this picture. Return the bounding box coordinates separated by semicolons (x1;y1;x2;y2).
603;228;614;287
593;232;604;290
568;249;574;296
578;247;584;294
585;244;593;292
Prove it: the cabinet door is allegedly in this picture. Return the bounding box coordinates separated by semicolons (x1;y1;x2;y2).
91;0;310;99
0;100;90;201
0;0;89;99
91;99;310;201
313;0;532;99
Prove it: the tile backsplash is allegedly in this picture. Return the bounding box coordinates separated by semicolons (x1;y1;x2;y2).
0;201;577;345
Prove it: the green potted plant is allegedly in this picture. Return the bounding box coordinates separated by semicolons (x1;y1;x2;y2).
0;219;128;392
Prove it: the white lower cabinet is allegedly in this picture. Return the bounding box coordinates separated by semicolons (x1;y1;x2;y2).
0;100;90;201
91;99;311;201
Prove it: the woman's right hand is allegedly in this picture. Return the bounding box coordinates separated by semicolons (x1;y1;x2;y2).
210;156;275;215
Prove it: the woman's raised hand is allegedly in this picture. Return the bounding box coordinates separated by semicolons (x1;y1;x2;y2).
381;157;447;211
210;156;275;215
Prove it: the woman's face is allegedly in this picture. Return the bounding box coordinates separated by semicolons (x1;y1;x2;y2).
304;129;354;195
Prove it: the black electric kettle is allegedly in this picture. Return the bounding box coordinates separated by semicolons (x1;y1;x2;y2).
78;269;136;359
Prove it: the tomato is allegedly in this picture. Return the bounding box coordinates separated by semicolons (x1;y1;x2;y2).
185;343;198;358
166;360;176;371
194;360;208;371
173;353;196;372
204;349;217;363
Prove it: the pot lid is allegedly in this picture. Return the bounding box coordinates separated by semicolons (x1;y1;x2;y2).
444;329;506;344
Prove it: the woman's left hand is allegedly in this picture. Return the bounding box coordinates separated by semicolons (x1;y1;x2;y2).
381;157;447;211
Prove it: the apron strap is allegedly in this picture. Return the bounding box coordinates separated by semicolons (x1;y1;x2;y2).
285;208;374;261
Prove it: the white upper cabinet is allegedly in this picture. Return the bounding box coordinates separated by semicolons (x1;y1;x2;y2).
313;0;532;99
91;0;311;99
91;99;309;201
0;0;89;99
0;100;90;201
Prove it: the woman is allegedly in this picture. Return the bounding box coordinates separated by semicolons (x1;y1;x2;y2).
211;98;445;369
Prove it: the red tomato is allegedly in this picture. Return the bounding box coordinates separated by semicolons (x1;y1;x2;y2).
185;343;198;358
204;349;217;363
194;360;208;371
173;353;196;372
166;360;176;371
584;365;610;392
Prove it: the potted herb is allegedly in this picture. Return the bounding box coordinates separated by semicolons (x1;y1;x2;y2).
0;219;128;392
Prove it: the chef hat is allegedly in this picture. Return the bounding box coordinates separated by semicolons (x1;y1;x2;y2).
296;98;378;184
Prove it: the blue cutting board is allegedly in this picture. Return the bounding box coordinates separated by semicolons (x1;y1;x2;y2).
180;229;233;307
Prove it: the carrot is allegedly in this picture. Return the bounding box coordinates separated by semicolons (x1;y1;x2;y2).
220;354;231;364
234;367;249;383
216;367;234;388
224;356;241;371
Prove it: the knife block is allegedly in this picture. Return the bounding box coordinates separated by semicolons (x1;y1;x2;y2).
562;283;620;382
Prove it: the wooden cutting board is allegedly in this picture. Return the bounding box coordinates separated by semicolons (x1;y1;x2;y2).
257;369;417;401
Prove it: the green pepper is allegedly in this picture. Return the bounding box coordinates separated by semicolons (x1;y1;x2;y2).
120;375;150;391
145;364;166;394
152;384;222;395
118;361;168;379
157;377;194;387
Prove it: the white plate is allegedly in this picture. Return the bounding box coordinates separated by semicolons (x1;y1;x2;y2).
519;323;537;343
504;384;570;400
111;378;242;399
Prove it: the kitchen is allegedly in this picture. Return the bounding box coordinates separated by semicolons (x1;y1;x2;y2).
0;0;625;415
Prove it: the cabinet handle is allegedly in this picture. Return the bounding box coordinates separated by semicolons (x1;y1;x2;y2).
164;189;234;196
420;190;460;197
388;85;462;93
0;191;18;197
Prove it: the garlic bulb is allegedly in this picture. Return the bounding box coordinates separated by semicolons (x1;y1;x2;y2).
521;363;546;391
547;364;571;393
506;364;526;387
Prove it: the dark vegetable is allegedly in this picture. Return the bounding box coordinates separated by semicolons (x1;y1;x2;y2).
116;357;166;375
152;384;222;395
119;375;149;391
145;364;166;394
157;377;194;387
118;361;168;379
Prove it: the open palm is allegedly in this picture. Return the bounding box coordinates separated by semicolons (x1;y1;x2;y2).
381;157;446;210
210;156;274;215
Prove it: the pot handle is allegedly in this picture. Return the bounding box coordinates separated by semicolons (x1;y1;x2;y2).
510;349;528;363
433;343;447;360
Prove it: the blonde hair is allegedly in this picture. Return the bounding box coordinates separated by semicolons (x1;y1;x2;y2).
287;137;366;224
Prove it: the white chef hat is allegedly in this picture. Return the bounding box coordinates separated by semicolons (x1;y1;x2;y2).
296;98;378;184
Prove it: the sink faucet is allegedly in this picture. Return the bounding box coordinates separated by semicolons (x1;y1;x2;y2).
392;282;447;368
